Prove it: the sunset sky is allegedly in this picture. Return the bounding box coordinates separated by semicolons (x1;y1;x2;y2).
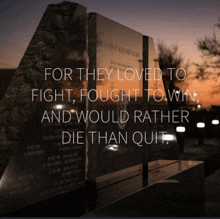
0;0;220;107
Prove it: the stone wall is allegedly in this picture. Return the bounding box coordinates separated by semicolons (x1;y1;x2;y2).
0;1;87;179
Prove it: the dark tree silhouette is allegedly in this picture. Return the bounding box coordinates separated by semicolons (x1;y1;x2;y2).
157;41;189;109
195;18;220;94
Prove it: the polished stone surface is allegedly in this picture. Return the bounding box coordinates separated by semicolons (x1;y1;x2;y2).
3;159;205;217
205;169;220;216
6;159;220;217
83;160;204;217
87;12;179;184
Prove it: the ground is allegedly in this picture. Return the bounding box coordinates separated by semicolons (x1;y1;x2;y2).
180;138;220;177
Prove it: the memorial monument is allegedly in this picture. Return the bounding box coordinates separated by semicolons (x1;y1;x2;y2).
0;1;189;215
